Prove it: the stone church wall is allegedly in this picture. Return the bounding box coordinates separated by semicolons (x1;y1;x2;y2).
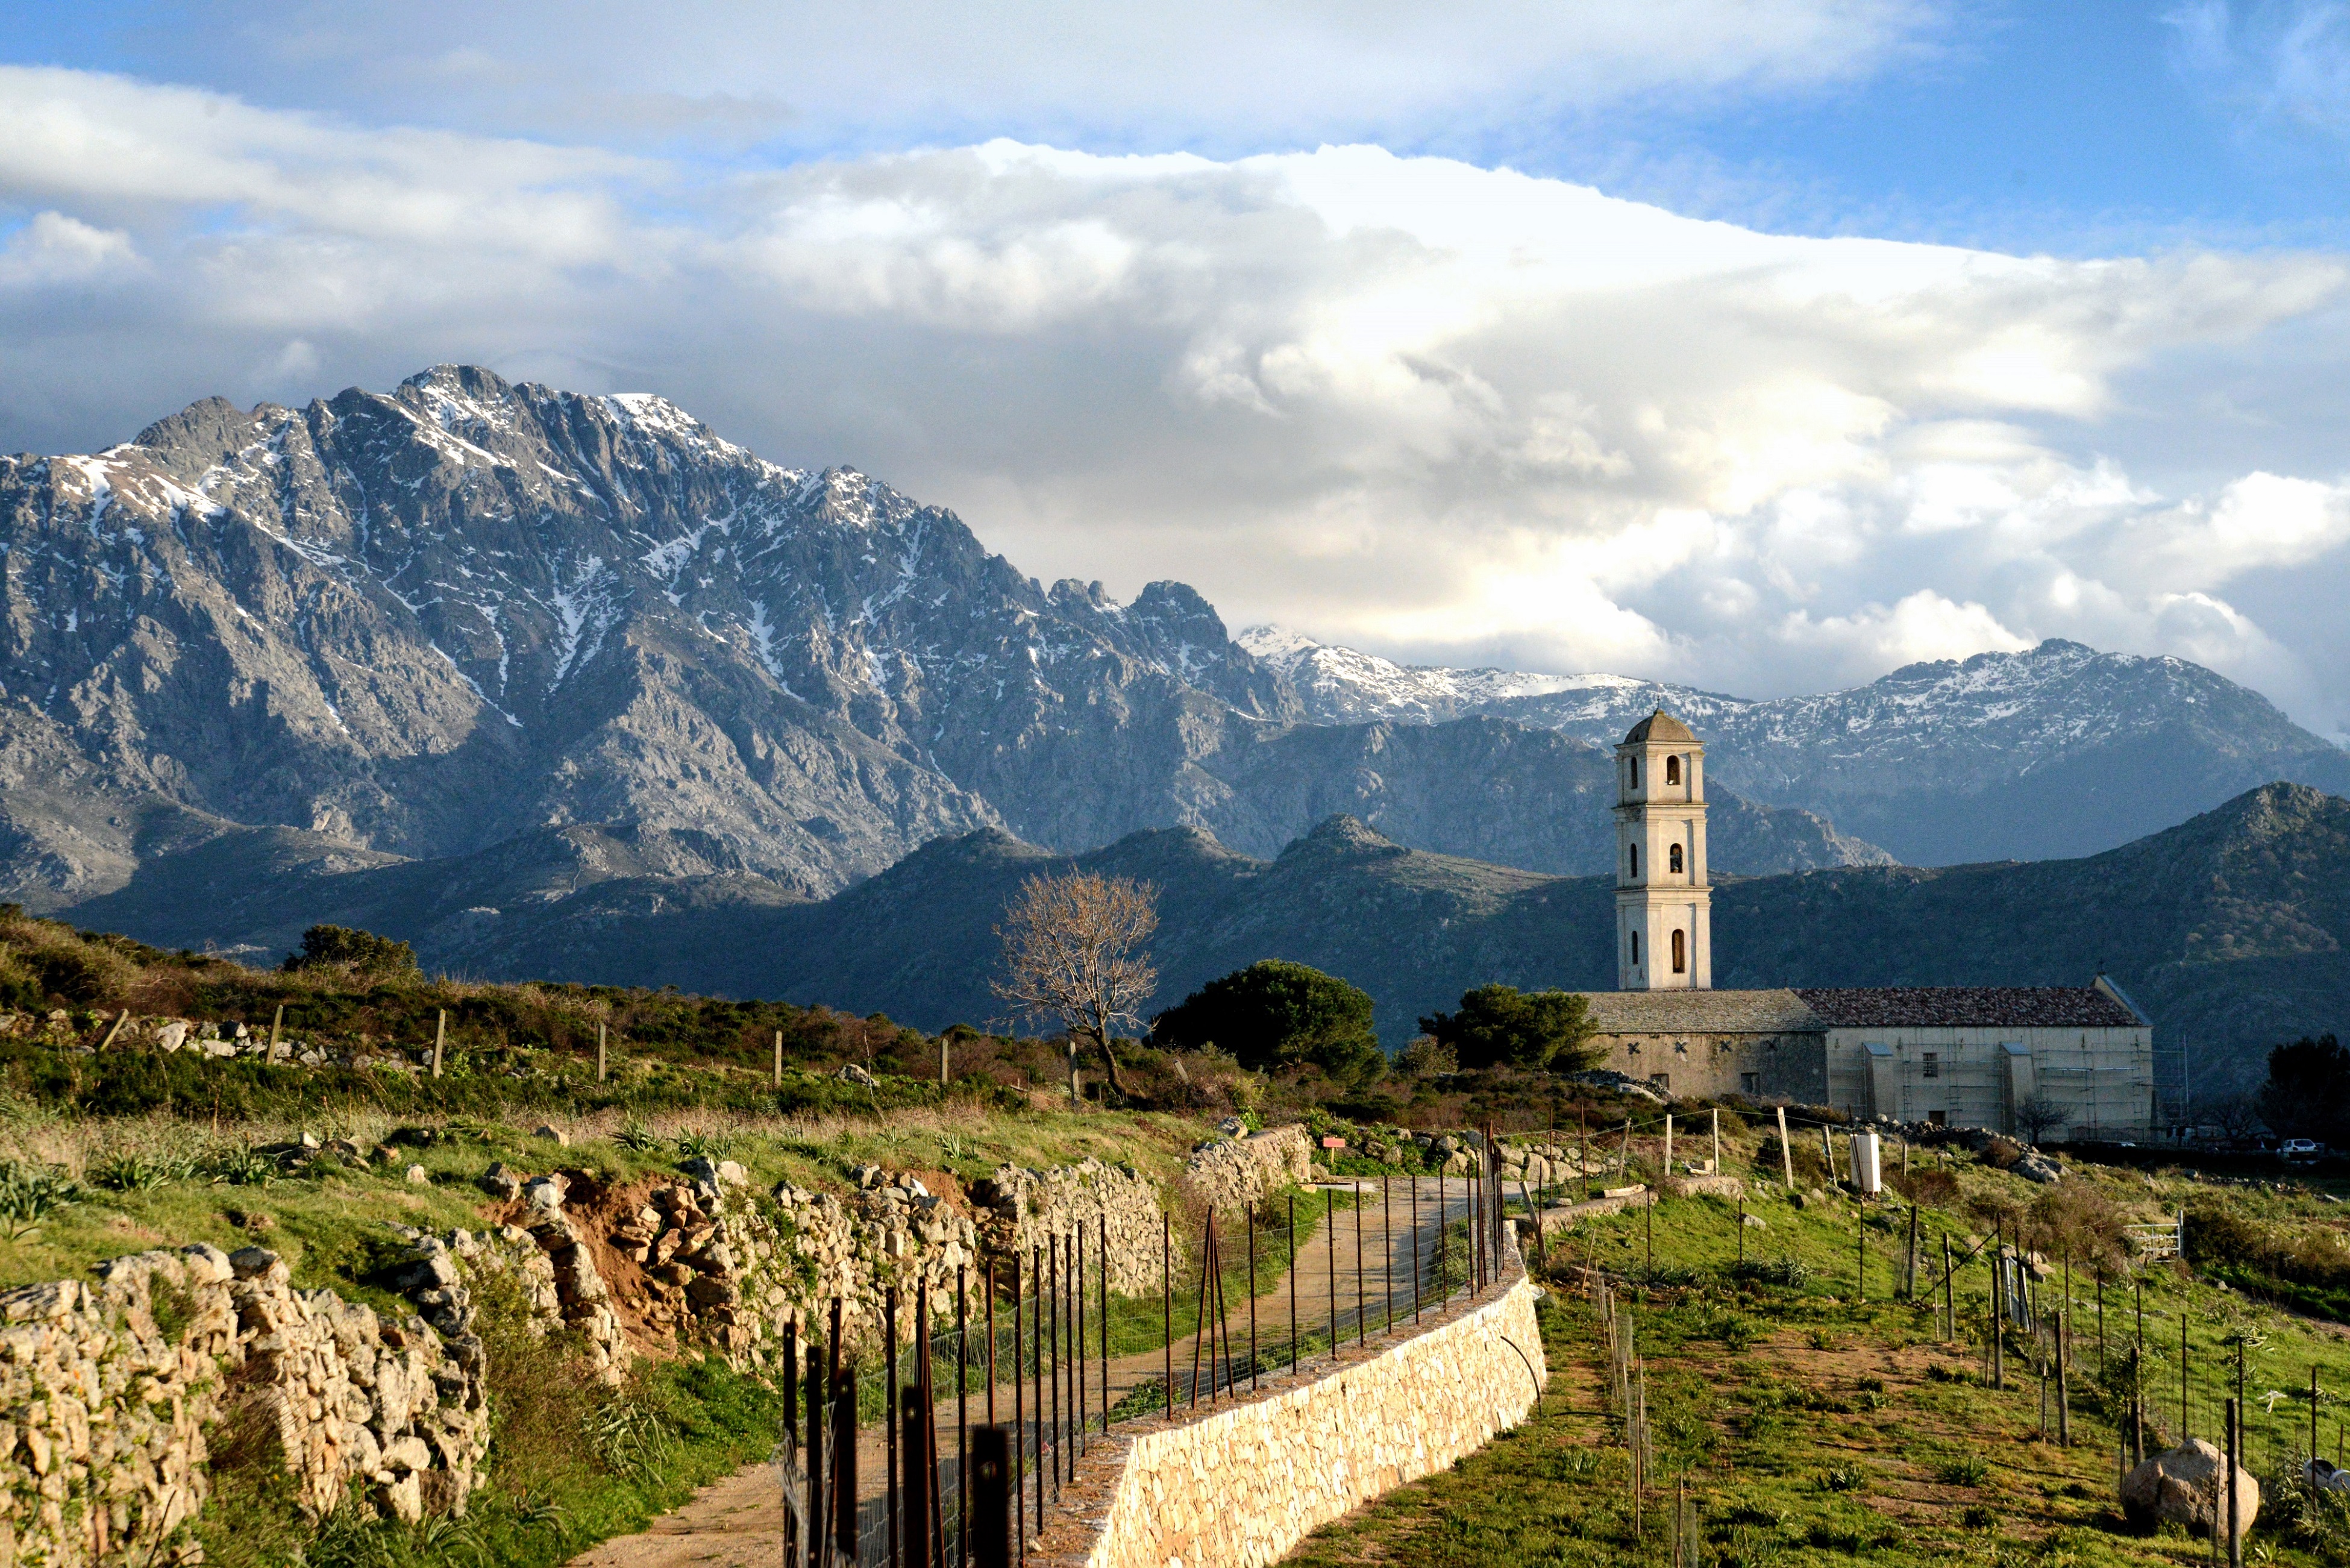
1600;1031;1829;1103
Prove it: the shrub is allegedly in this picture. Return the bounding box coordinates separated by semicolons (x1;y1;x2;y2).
0;1159;79;1229
1148;961;1385;1088
1936;1456;1989;1486
1732;1256;1811;1290
1887;1168;1960;1208
1396;1035;1458;1076
1417;985;1597;1072
281;924;421;981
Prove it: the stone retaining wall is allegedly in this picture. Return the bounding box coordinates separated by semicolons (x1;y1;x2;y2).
0;1240;493;1567
1179;1125;1314;1218
1036;1237;1546;1568
971;1158;1163;1294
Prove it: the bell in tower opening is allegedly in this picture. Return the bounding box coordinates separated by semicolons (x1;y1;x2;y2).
1614;708;1711;991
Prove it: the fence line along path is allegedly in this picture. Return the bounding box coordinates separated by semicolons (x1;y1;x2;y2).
569;1177;1480;1568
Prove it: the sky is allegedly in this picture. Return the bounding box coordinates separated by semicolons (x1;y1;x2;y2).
7;3;2350;740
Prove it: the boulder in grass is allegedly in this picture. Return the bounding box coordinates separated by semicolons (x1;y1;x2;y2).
2121;1439;2257;1543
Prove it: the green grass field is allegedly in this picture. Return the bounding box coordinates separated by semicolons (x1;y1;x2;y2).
1289;1135;2350;1566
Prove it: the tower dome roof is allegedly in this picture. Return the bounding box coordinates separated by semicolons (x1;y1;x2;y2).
1622;707;1696;745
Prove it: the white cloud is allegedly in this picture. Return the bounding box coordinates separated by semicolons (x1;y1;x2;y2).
5;66;2350;735
108;2;1953;156
2167;0;2350;143
0;211;139;284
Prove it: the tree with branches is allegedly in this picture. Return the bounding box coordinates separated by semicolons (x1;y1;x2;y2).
992;870;1158;1106
2013;1094;2070;1146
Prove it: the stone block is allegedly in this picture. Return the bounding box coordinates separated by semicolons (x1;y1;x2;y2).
2122;1440;2258;1541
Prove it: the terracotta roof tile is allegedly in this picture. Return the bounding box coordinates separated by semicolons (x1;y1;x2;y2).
1793;986;2142;1029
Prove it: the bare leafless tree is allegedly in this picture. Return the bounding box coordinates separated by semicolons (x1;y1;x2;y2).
991;870;1158;1106
2013;1094;2071;1145
2207;1093;2269;1144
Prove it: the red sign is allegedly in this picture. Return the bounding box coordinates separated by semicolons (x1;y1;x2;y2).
1320;1136;1346;1149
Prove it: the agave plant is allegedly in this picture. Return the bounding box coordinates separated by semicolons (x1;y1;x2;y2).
0;1159;80;1236
202;1142;282;1188
90;1150;196;1192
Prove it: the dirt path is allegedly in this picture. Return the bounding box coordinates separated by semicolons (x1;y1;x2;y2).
571;1182;1477;1567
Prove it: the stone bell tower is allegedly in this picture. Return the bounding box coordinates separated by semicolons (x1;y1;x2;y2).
1615;708;1711;990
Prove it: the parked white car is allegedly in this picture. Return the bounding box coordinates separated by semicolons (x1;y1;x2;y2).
2280;1138;2323;1159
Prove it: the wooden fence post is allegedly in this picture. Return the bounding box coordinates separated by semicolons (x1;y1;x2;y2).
268;1003;283;1057
597;1021;608;1083
1775;1106;1794;1191
433;1009;445;1079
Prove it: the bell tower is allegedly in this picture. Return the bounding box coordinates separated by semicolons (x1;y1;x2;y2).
1614;708;1711;990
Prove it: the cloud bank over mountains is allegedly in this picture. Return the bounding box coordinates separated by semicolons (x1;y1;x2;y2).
5;60;2350;738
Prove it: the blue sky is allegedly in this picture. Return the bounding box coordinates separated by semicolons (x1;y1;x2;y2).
11;1;2345;251
6;1;2350;738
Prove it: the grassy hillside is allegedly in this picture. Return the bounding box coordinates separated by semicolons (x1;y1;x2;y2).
52;768;2350;1098
1297;1117;2350;1566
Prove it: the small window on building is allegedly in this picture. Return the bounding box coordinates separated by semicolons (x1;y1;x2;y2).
1668;843;1684;874
1666;755;1681;785
1922;1052;1940;1079
1671;928;1687;973
1629;844;1640;879
1740;1071;1760;1095
1928;1110;1947;1127
1630;930;1641;966
1628;756;1640;790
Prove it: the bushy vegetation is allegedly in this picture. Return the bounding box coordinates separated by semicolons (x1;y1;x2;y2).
281;923;421;980
1417;983;1599;1073
1148;959;1386;1088
2260;1033;2350;1145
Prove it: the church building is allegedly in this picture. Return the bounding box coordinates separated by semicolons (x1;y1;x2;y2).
1579;710;2157;1138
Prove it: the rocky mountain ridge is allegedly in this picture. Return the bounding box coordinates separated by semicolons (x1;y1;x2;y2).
0;366;1876;908
1242;629;2350;864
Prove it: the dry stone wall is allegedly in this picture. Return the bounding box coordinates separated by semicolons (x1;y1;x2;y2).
1041;1238;1546;1568
971;1158;1165;1294
1180;1126;1314;1217
0;1238;492;1568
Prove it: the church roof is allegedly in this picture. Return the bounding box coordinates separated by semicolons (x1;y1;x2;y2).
1582;988;1825;1034
1578;985;2148;1033
1623;708;1696;745
1793;987;2143;1029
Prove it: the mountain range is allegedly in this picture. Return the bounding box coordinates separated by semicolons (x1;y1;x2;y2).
0;365;1882;913
7;365;2350;1090
1242;629;2350;867
58;780;2345;1099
